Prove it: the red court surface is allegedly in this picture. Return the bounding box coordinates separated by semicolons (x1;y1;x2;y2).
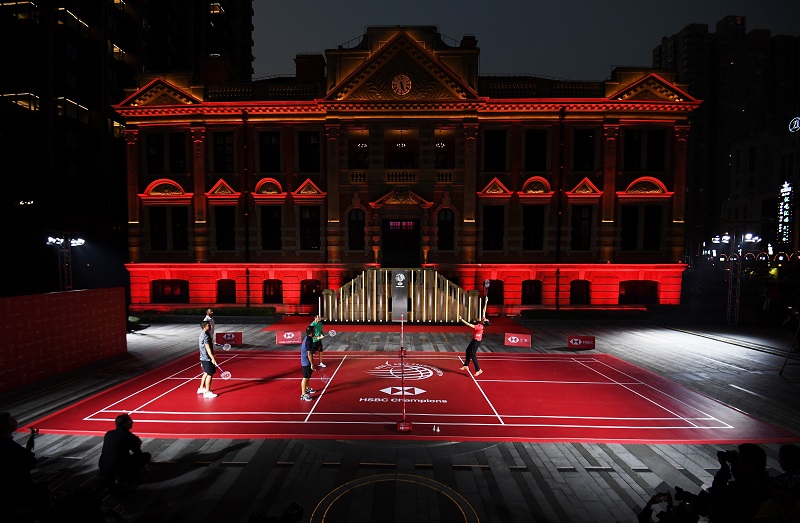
26;352;797;444
261;316;529;333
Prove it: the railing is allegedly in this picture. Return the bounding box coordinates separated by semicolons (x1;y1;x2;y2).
321;269;483;323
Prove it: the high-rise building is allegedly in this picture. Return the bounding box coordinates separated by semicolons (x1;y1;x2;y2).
115;26;699;316
653;16;800;255
0;0;253;297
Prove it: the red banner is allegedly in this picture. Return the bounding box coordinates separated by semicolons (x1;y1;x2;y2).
216;332;242;345
504;333;531;347
276;331;303;345
567;335;596;349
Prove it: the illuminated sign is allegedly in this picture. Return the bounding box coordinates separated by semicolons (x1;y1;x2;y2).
778;182;793;243
790;117;800;133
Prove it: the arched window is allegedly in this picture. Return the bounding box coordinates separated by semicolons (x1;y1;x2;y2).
263;279;283;304
619;280;659;304
570;280;591;305
152;279;189;304
437;209;454;251
521;280;542;305
217;279;236;304
301;279;322;305
348;209;365;250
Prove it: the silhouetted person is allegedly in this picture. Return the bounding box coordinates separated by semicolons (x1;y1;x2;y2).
707;444;772;522
98;414;151;487
0;412;48;513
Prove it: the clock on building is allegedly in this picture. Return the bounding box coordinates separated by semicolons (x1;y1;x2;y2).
391;74;412;96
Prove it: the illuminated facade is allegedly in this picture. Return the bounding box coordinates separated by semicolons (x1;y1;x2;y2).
116;26;700;316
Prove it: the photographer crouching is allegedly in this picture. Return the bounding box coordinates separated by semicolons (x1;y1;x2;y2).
637;444;771;522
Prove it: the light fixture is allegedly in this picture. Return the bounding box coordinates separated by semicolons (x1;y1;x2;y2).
357;130;368;148
397;130;406;148
435;129;445;149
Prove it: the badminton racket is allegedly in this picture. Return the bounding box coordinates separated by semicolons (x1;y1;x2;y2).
215;342;232;351
215;363;232;380
327;330;337;337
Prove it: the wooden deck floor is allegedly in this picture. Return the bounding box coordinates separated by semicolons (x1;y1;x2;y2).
3;316;800;523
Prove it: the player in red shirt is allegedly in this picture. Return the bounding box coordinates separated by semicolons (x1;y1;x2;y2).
457;315;487;376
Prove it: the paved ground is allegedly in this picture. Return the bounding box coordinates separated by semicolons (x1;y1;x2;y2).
3;313;800;523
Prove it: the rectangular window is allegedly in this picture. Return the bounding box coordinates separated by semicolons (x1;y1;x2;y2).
621;205;663;251
482;205;504;251
348;138;370;170
524;129;547;172
149;206;188;251
299;206;321;250
483;130;507;172
213;132;234;173
620;206;638;251
623;130;642;171
646;129;666;172
260;206;282;250
297;131;321;173
146;133;164;175
643;205;662;250
572;129;596;171
214;206;236;250
434;139;455;169
522;205;545;250
259;131;281;173
169;132;186;173
570;205;592;250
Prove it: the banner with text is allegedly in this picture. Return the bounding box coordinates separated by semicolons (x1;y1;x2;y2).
391;270;408;322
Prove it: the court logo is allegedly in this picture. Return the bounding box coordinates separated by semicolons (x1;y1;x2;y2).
790;117;800;133
366;361;443;380
395;272;406;286
282;332;295;339
380;386;426;396
507;336;521;343
222;333;236;340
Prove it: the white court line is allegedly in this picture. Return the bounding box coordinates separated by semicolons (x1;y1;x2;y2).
597;360;733;428
304;355;346;422
462;356;504;425
729;384;770;399
572;357;703;429
85;354;239;421
87;353;735;432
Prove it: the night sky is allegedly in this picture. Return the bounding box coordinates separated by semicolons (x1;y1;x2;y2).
252;0;799;81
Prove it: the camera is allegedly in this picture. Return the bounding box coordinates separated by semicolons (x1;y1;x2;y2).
674;486;695;502
717;449;737;462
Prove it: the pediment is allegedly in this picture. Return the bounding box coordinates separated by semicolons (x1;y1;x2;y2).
569;177;601;195
206;180;240;203
610;74;696;103
118;78;202;107
327;32;478;102
292;179;327;202
371;187;432;208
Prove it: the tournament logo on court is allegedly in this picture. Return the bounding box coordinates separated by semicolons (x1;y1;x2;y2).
366;361;443;380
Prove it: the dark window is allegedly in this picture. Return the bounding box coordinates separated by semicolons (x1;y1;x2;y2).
483;129;507;172
214;206;236;251
149;206;188;251
619;280;659;304
300;279;321;305
570;205;592;250
486;279;504;305
217;279;236;304
621;205;662;251
348;209;365;250
260;206;282;250
386;149;416;169
434;138;455;169
348;138;369;170
522;205;545;250
299;206;321;250
152;279;189;303
263;279;283;303
483;205;504;251
259;131;281;173
168;132;186;173
570;280;590;305
524;129;547;171
646;129;666;172
437;209;455;251
624;129;667;172
146;133;164;175
297;131;321;173
623;129;642;171
522;280;542;305
572;129;596;171
213;132;234;173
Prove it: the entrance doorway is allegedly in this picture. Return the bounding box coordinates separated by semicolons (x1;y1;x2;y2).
381;219;420;267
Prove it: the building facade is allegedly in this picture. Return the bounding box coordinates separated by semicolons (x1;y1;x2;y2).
116;26;700;317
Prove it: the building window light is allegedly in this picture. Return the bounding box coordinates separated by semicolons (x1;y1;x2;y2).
1;1;40;21
56;97;89;123
113;0;126;11
209;2;224;14
111;43;127;62
1;92;40;111
56;8;89;34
